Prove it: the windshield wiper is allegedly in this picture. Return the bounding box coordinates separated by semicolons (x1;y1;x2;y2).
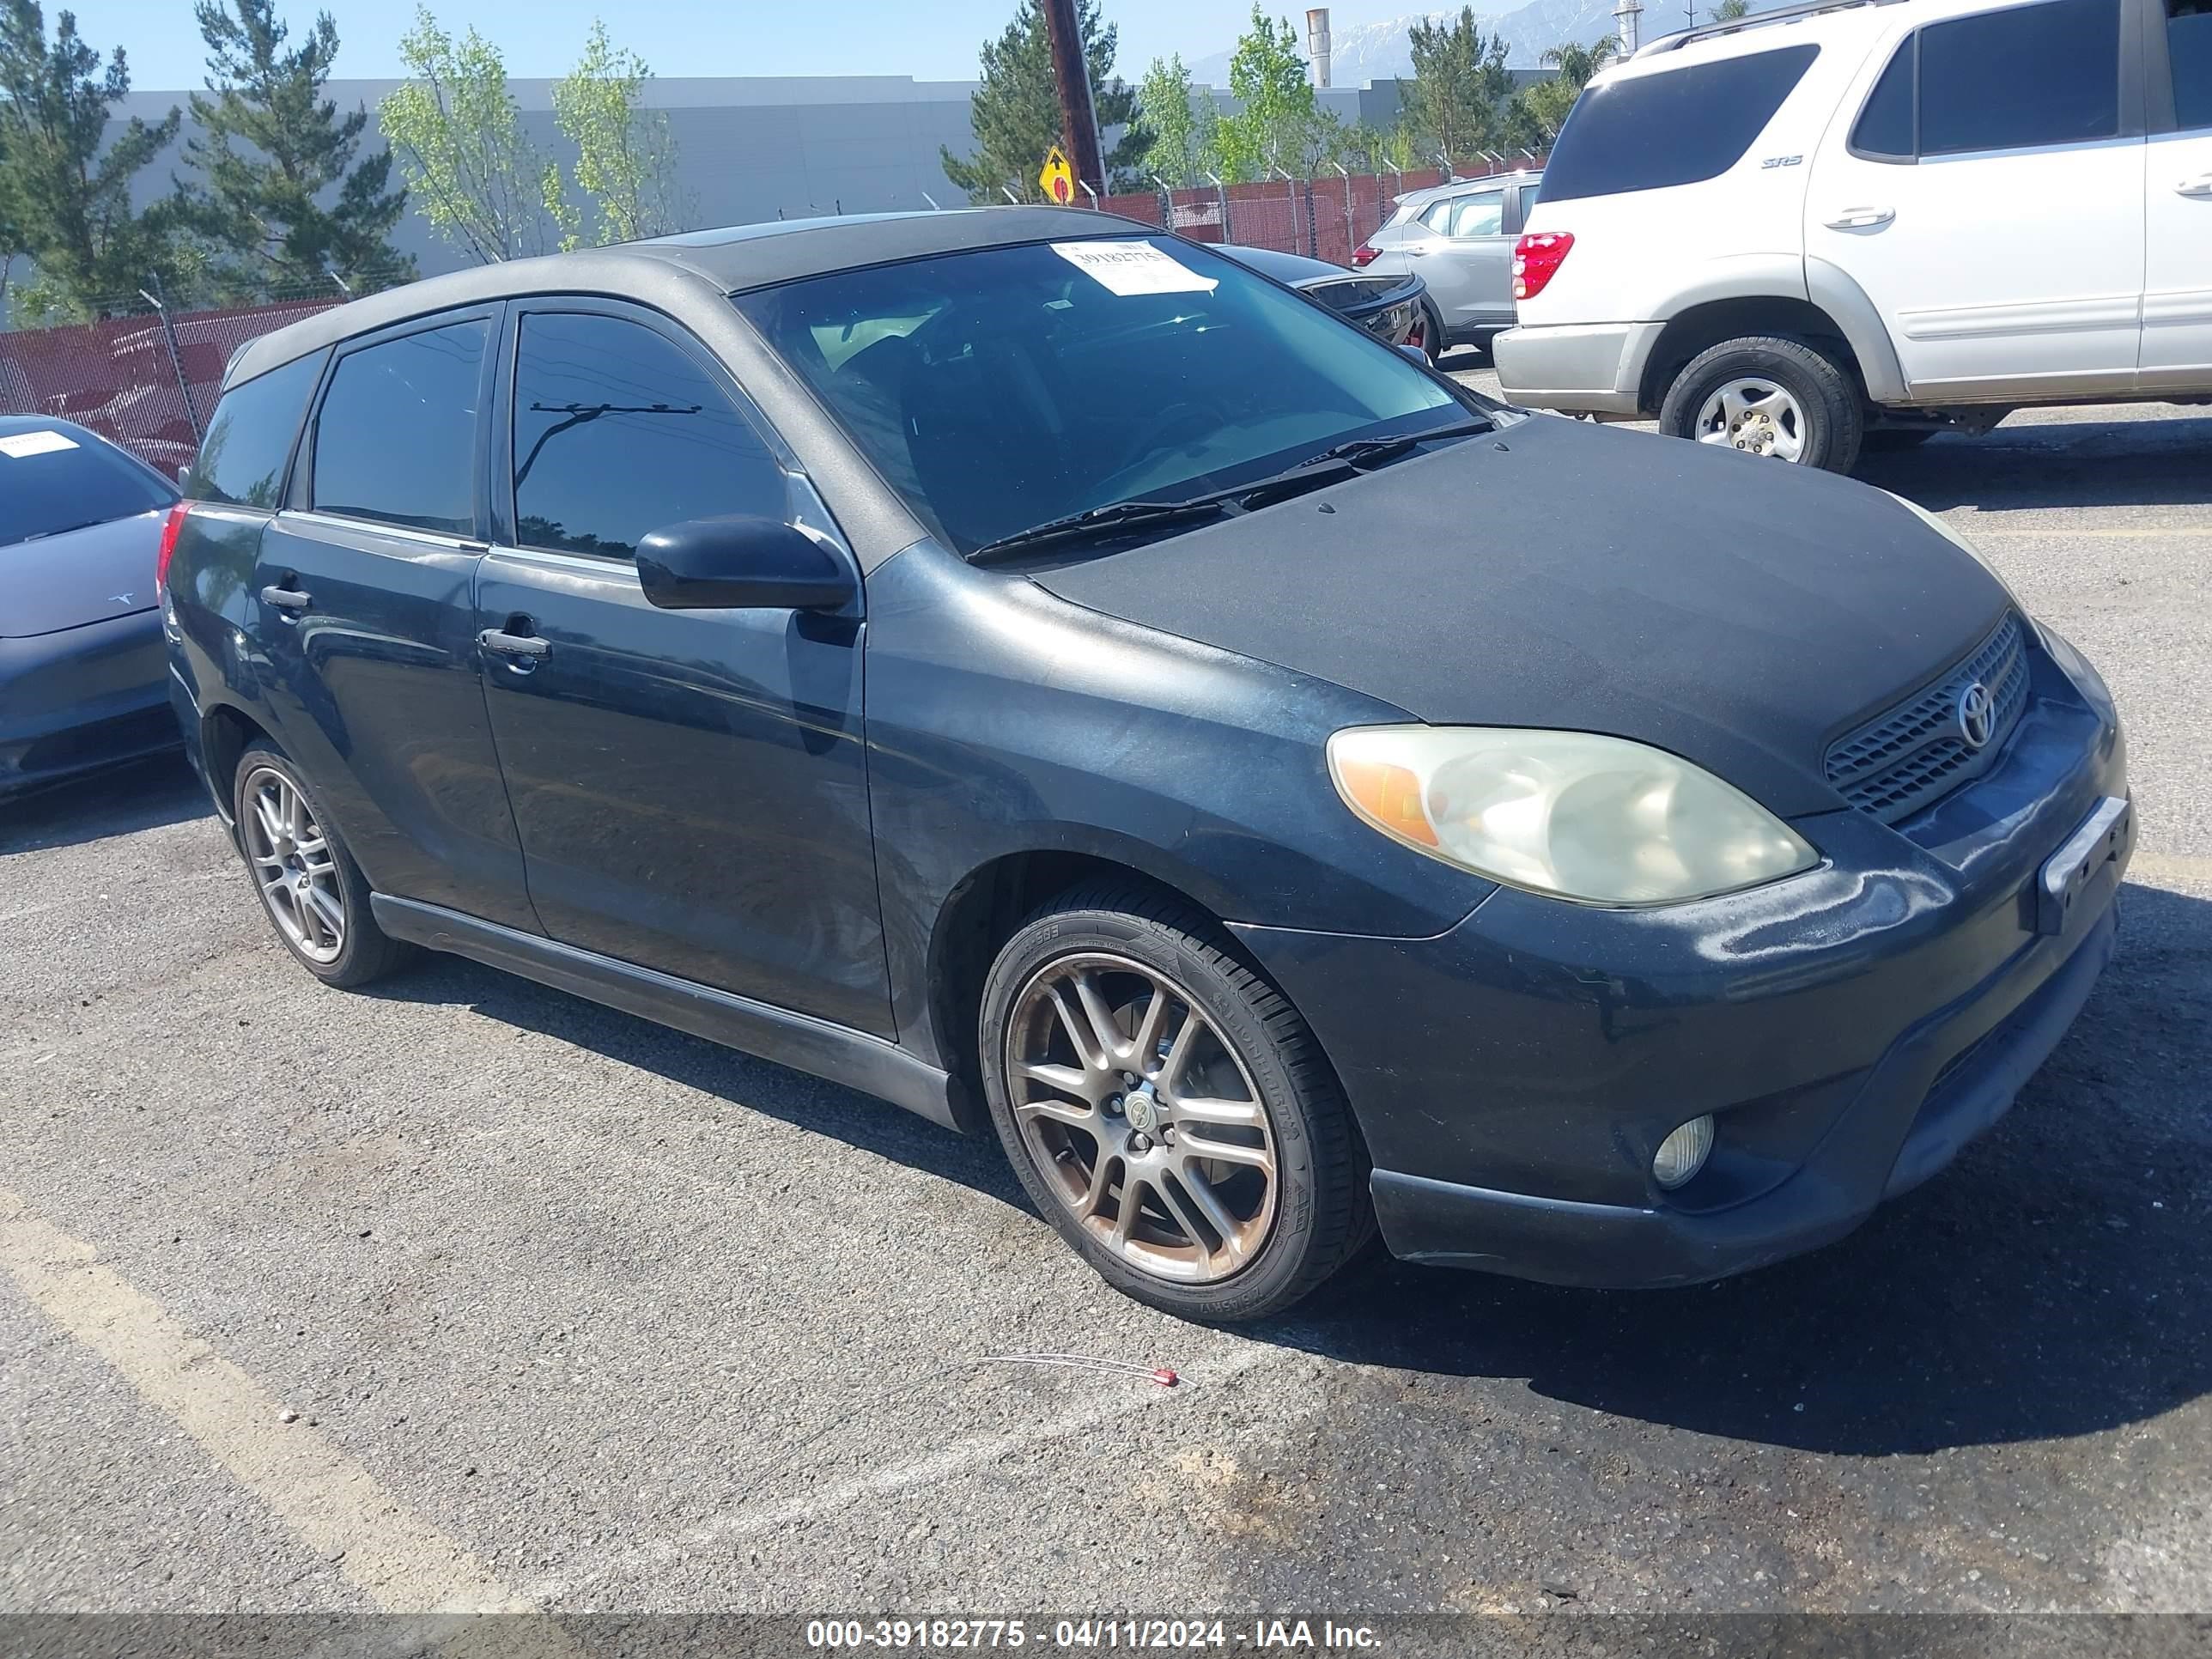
967;495;1237;565
1296;418;1492;472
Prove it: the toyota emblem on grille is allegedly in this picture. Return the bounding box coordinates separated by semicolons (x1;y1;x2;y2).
1957;681;1996;750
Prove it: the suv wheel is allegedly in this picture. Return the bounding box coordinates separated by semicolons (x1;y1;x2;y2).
977;882;1370;1321
233;742;413;988
1659;336;1863;473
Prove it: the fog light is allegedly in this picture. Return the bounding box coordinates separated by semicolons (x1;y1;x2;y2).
1652;1115;1715;1189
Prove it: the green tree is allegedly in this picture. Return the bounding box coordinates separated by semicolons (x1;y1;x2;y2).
1135;52;1212;187
1709;0;1752;19
1204;5;1324;181
941;0;1143;203
1505;33;1618;144
180;0;410;299
0;0;190;318
545;20;686;250
1403;5;1512;171
379;7;556;263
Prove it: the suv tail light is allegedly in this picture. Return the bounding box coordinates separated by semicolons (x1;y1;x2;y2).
1511;231;1574;301
1350;244;1379;268
155;501;191;598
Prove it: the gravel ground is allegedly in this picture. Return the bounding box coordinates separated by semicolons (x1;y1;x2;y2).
2;392;2207;1627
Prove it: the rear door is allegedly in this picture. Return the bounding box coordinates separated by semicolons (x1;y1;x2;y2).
252;306;537;929
474;300;890;1035
1407;185;1515;334
2142;0;2212;387
1804;0;2146;401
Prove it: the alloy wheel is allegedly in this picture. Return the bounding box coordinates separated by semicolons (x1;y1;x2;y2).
1006;952;1279;1285
1693;378;1807;460
242;767;346;964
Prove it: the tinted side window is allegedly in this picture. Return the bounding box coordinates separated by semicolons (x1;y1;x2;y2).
1850;39;1917;157
312;320;487;536
509;313;785;561
2173;0;2212;129
1919;0;2119;154
1448;192;1504;236
1540;46;1820;202
191;350;325;508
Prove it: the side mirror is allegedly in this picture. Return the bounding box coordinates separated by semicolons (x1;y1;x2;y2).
1396;343;1429;366
635;516;857;612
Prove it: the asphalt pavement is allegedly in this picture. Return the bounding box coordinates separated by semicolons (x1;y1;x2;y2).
3;391;2208;1626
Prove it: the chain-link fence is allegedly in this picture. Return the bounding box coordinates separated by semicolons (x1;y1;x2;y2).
1100;156;1546;264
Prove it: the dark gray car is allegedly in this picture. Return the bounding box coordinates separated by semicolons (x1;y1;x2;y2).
1;416;182;798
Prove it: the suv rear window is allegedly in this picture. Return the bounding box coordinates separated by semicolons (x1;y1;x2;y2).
1;426;175;549
1539;45;1820;203
191;350;325;508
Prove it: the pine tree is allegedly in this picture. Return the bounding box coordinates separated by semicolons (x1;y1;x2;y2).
181;0;410;297
941;0;1145;204
1404;5;1514;171
0;0;188;319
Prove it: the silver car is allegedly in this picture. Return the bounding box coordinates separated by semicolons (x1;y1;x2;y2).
1353;171;1542;361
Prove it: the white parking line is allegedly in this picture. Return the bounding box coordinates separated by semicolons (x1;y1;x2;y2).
0;1184;540;1616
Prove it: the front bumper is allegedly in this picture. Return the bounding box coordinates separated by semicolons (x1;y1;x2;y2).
1231;637;2130;1288
1492;321;1663;417
0;611;176;798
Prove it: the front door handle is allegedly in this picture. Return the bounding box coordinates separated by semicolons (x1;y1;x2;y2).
260;583;311;613
1825;205;1895;229
2177;174;2212;198
478;626;550;661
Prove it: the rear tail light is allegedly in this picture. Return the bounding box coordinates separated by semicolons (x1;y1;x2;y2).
1350;244;1379;268
1511;230;1575;301
155;501;191;598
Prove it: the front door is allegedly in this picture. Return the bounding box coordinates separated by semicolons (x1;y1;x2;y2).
2142;0;2212;388
475;301;890;1036
1805;0;2145;402
253;307;537;930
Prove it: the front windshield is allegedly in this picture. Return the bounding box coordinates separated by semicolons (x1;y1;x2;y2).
0;426;176;550
733;235;1475;555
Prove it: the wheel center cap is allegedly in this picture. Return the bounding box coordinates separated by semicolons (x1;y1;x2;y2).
1124;1087;1158;1133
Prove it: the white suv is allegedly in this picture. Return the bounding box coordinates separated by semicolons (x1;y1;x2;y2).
1494;0;2212;471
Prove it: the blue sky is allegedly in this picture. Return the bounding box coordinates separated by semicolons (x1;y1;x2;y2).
94;0;1288;90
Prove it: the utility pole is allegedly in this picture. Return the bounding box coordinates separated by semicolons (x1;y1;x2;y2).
1042;0;1107;195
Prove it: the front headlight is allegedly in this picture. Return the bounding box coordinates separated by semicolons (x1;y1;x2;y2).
1328;726;1817;906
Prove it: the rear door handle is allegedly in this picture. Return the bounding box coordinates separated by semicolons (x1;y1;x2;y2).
2177;175;2212;198
478;626;550;661
1824;206;1895;229
260;584;311;613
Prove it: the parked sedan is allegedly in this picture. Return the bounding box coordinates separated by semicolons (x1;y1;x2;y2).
1;416;181;799
1352;170;1542;358
165;211;2128;1322
1212;244;1432;355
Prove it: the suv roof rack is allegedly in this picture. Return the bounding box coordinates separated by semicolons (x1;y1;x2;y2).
1633;0;1907;57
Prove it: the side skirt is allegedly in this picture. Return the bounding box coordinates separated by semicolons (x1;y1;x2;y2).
370;895;966;1133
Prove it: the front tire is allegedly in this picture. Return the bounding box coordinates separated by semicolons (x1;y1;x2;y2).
977;882;1370;1322
1659;335;1863;473
232;742;412;988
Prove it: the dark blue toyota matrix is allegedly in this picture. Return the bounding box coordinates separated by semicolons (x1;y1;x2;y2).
161;210;2131;1320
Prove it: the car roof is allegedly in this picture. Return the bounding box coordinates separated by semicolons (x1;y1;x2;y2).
1394;170;1540;209
222;207;1151;392
1213;244;1348;284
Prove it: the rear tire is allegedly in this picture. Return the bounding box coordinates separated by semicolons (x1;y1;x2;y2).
977;880;1370;1322
1659;335;1863;473
232;741;413;988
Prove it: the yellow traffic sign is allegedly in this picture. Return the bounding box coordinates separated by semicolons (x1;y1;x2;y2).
1039;146;1076;205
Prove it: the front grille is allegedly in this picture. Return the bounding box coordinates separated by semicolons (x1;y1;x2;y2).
1825;614;2031;823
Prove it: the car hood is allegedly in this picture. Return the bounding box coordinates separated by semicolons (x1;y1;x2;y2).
1030;417;2011;818
1;509;165;638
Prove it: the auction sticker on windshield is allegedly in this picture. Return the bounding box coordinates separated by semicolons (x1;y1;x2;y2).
0;429;80;459
1052;240;1217;297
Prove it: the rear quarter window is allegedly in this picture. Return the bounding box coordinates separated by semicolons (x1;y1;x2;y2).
191;350;325;508
1539;44;1822;203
